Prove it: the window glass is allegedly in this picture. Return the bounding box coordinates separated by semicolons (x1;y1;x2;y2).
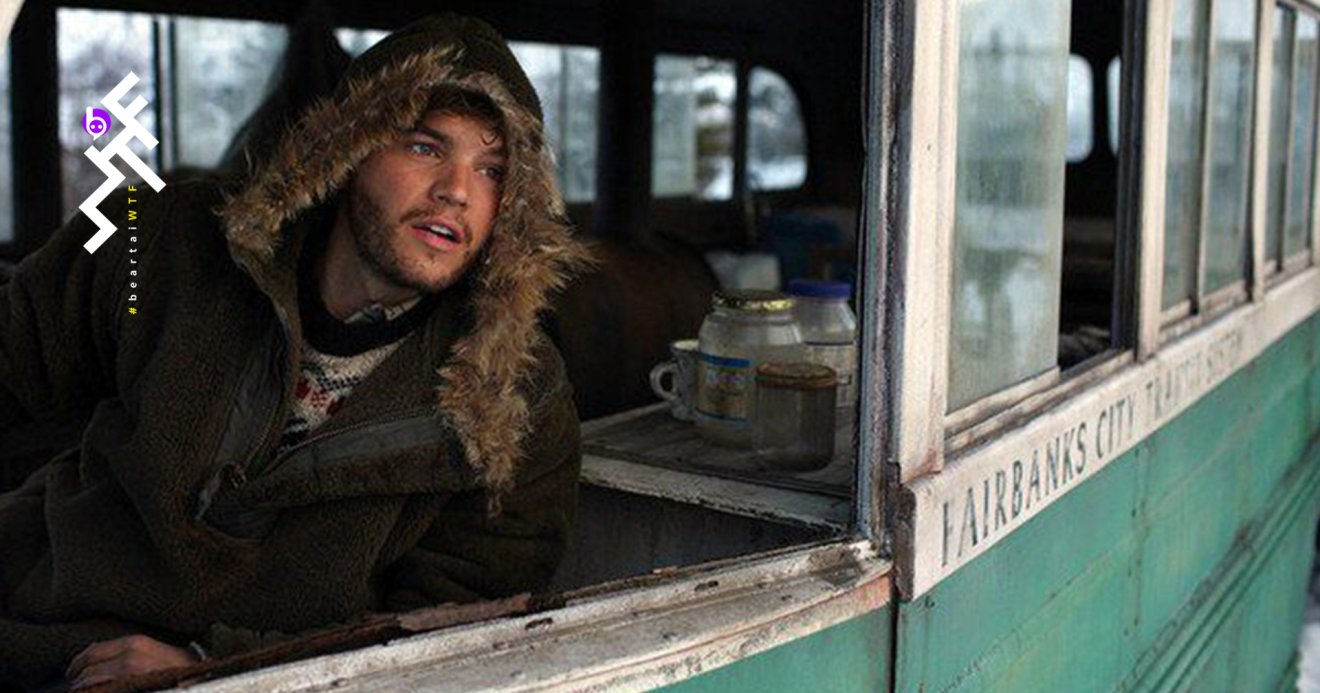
0;44;11;243
1108;57;1121;154
1266;5;1296;266
1201;0;1257;293
652;54;735;200
748;67;807;190
948;0;1069;411
1066;55;1093;162
1285;13;1319;260
509;43;600;203
174;17;286;169
334;28;387;57
1162;0;1209;308
57;9;157;222
335;32;601;203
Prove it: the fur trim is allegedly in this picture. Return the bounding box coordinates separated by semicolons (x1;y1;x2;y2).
219;45;594;497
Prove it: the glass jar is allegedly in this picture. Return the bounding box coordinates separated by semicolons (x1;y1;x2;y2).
754;362;837;471
787;279;858;409
695;290;805;448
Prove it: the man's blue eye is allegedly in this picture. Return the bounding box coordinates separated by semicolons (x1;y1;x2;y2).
484;166;506;182
407;142;438;156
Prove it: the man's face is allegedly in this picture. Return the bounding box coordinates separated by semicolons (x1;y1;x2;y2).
343;110;506;293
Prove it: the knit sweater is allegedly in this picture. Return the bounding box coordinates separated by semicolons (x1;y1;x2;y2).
277;242;433;454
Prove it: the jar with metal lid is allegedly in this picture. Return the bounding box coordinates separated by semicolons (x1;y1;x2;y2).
695;290;805;448
753;362;837;471
787;279;858;410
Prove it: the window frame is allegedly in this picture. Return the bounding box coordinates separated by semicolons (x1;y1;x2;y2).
648;52;811;203
1157;0;1320;342
1265;1;1320;286
336;30;605;204
1262;4;1297;279
746;63;811;193
1149;0;1267;337
895;0;1290;462
45;7;292;236
505;39;603;204
893;0;1320;599
650;51;740;201
1153;0;1258;330
934;0;1144;450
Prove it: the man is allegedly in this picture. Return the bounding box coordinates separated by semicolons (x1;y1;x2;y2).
0;13;591;689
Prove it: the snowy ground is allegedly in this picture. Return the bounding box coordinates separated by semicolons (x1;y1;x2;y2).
1299;560;1320;692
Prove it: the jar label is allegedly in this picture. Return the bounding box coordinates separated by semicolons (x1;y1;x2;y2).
804;342;857;407
696;352;753;422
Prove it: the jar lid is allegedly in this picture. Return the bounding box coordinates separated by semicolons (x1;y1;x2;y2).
787;279;852;299
756;362;838;389
712;289;795;312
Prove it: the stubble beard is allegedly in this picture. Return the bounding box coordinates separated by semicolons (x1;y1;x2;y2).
346;185;474;294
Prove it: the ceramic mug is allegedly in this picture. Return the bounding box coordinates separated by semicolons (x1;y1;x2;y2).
649;339;700;421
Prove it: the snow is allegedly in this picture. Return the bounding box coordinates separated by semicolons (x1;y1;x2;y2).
1300;557;1320;692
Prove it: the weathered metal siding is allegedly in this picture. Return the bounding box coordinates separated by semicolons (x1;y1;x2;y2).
657;609;893;693
893;311;1320;692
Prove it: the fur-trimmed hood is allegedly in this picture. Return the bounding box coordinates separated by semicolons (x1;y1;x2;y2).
217;25;592;497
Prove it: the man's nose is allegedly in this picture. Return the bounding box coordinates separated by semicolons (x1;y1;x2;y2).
430;163;470;206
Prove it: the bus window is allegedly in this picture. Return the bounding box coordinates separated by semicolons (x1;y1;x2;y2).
1161;0;1261;317
1108;57;1121;155
748;67;807;191
173;18;289;169
57;9;159;222
1265;4;1295;270
1066;55;1093;163
652;54;735;200
509;43;601;203
947;0;1070;411
1283;11;1318;268
335;28;387;56
1162;0;1210;311
949;0;1134;429
1201;0;1255;295
338;30;602;204
57;9;287;218
0;39;10;244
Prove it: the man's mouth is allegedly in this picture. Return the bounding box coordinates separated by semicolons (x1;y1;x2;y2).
409;219;465;249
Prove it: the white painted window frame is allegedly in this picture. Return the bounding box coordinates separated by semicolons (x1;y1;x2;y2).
889;0;958;483
1260;1;1287;288
1265;0;1320;285
184;541;890;692
896;0;1149;466
897;0;1320;599
1155;0;1265;332
901;0;1305;477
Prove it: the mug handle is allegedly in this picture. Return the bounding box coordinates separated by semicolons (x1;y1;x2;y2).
649;361;679;402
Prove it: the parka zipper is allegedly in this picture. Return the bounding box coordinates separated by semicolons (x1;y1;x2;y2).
194;330;288;521
194;319;441;520
250;406;435;479
194;403;443;522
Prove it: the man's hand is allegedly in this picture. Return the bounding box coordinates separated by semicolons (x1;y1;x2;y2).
66;634;198;689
